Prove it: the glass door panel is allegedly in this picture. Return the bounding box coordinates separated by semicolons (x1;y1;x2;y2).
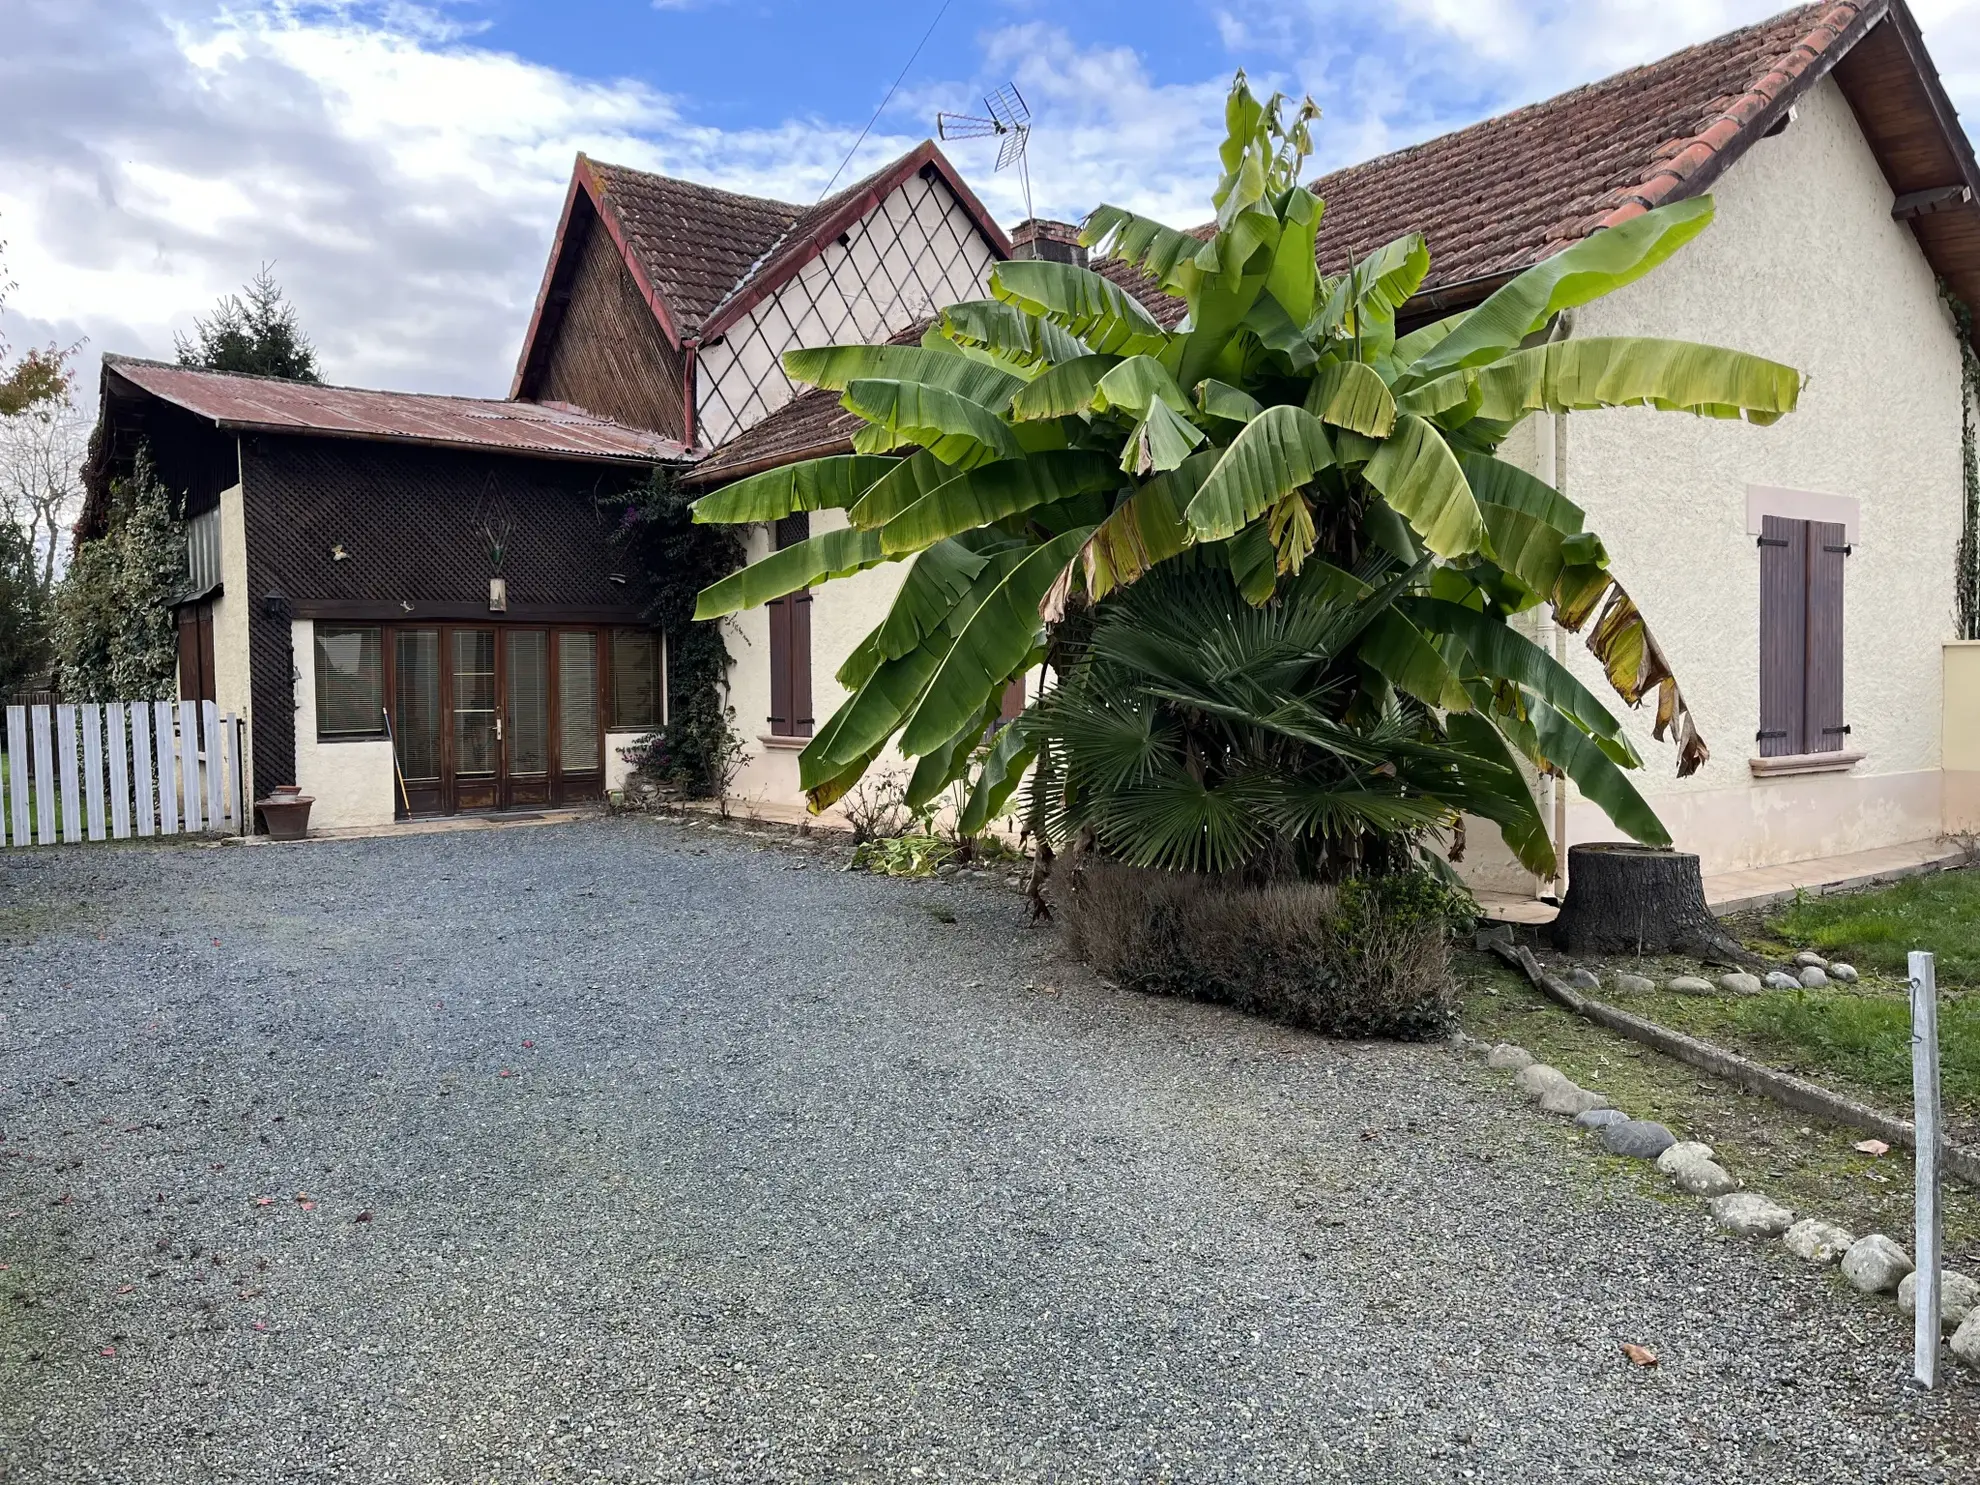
453;629;498;777
557;631;601;773
393;629;442;815
506;631;549;776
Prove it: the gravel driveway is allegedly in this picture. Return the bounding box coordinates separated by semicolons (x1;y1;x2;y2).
0;816;1972;1482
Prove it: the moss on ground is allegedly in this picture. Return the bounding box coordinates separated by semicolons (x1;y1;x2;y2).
1456;948;1980;1271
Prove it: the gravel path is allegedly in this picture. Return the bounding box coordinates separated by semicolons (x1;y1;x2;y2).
0;816;1972;1482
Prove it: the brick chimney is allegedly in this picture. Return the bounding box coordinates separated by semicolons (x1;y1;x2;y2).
1009;218;1087;267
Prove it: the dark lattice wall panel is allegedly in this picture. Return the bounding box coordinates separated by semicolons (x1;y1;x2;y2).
239;436;650;789
539;214;688;438
696;171;999;449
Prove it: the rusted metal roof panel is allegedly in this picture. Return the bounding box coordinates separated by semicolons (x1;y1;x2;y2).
104;355;691;465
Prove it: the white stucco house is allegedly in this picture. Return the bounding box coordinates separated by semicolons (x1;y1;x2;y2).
93;1;1980;877
676;0;1980;894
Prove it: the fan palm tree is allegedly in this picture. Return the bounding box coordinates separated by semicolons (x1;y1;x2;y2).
690;73;1800;884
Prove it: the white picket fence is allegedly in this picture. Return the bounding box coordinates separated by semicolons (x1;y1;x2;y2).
1;700;245;846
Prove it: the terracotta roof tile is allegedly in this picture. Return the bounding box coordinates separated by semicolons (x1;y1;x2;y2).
685;387;863;486
1303;3;1867;294
584;163;802;339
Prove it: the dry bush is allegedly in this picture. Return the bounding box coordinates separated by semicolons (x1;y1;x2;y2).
1056;858;1459;1040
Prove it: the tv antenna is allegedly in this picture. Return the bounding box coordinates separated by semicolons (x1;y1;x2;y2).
938;83;1033;223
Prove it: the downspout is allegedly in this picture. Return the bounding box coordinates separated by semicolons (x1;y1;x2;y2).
1537;310;1576;896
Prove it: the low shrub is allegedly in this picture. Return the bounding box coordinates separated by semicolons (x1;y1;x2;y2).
620;709;747;800
1056;858;1468;1039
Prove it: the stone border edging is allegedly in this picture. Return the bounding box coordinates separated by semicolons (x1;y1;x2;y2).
1486;940;1980;1190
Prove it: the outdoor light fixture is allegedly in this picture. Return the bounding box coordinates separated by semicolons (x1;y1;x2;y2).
489;576;508;612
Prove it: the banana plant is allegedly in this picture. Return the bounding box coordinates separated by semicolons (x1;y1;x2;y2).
689;71;1802;882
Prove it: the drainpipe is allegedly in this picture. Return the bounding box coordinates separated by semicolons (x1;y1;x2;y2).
1536;311;1576;896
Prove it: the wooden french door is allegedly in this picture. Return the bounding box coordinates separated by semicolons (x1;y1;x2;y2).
386;625;605;816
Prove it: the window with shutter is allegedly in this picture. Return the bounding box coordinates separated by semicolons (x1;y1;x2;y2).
767;514;813;738
1757;515;1848;756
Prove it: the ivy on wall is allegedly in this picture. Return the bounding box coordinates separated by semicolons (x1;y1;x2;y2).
48;445;182;700
609;465;748;797
1948;285;1980;642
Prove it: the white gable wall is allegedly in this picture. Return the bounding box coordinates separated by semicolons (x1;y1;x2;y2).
1466;74;1966;889
695;171;1002;449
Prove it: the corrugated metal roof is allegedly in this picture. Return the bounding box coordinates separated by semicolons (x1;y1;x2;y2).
104;355;691;465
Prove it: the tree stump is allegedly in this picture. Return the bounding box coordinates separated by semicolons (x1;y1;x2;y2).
1547;843;1761;967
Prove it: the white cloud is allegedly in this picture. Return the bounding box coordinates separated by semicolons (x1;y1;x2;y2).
0;0;1974;411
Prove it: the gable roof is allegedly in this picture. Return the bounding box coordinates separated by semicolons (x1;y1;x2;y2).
690;1;1980;489
104;356;686;466
1303;0;1978;318
511;141;1013;399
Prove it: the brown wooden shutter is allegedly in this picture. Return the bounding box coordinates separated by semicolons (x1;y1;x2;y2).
1757;515;1805;758
767;514;810;737
1805;519;1847;754
791;589;813;736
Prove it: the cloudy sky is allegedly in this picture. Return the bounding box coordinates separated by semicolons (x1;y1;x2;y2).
3;0;1976;403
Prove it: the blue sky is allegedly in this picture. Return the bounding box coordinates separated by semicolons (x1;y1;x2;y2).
2;0;1976;400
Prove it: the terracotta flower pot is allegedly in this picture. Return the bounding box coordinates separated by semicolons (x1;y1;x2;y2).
257;784;315;841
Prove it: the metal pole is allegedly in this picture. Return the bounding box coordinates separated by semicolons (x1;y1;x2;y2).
1911;948;1942;1389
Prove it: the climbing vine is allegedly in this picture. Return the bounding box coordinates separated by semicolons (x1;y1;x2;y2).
47;445;182;700
1947;284;1980;641
607;465;748;797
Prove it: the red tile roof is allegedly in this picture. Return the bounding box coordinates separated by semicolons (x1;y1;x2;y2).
1304;3;1875;297
684;386;862;487
691;1;1980;487
105;356;687;465
583;163;801;340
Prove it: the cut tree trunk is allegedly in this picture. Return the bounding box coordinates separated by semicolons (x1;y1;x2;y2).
1547;843;1762;967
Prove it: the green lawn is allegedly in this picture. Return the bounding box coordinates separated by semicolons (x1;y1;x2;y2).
1760;866;1980;984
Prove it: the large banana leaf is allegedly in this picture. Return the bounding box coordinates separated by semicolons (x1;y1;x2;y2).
1360;609;1472;712
689;454;896;525
990;260;1168;357
1081;204;1206;296
1405;197;1715;382
800;644;944;790
1528;699;1670;847
847;450;953;529
1317;232;1429;344
1184;404;1335;541
878;450;1121;556
897;528;1093;756
1226;521;1279;604
1123;398;1207;476
1010;354;1124;421
1196;379;1263;425
1459;453;1585;532
843;380;1022;468
1051;451;1216;618
1360;412;1485;558
693;526;888;619
936;299;1087;367
849;538;991;683
1402;595;1631;751
1404;337;1802;425
1303;360;1397;438
1263;186;1323;324
1092;355;1194;417
783;344;1022;407
806;543;1035;786
1442;710;1554;876
905;694;1005;808
958;712;1038;835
